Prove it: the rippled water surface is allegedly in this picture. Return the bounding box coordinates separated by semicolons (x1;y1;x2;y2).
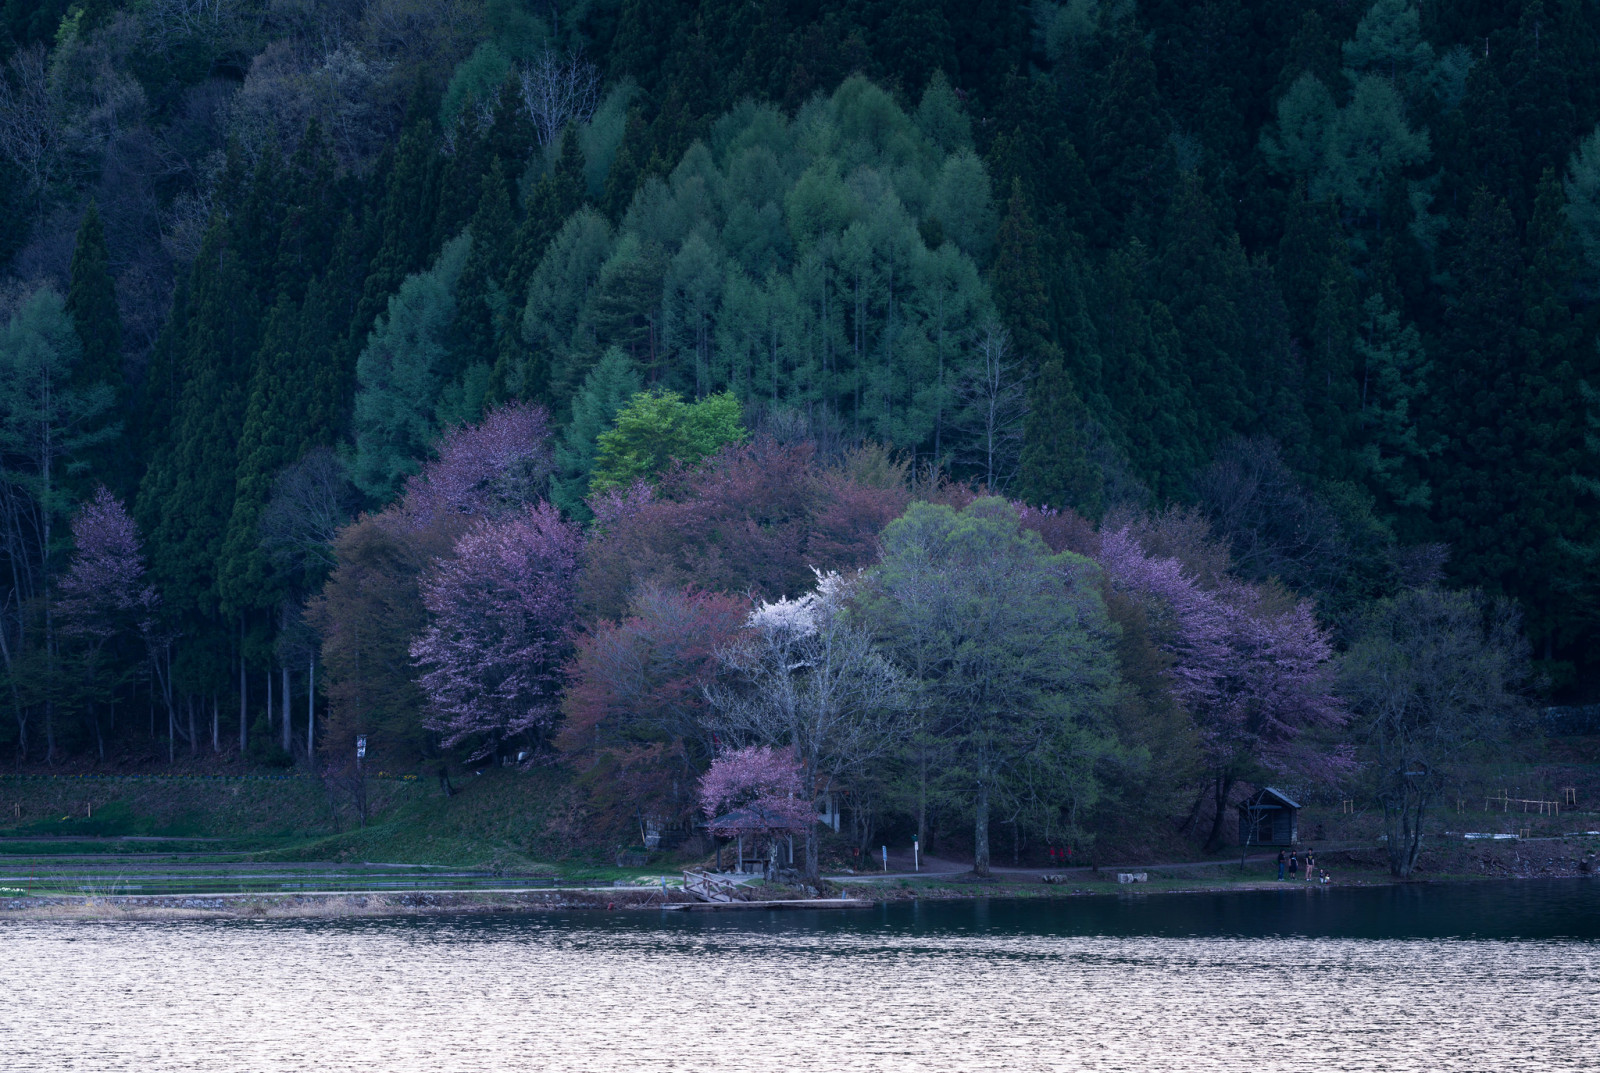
5;882;1598;1072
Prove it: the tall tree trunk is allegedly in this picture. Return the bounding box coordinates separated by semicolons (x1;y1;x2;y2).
187;693;197;757
211;694;219;754
1203;772;1236;853
307;657;315;759
282;665;291;754
238;622;247;755
973;782;991;877
917;745;927;852
266;667;273;734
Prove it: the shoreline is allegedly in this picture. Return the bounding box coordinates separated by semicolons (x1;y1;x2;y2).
1;870;1590;922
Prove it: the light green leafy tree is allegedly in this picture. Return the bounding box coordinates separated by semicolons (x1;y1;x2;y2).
589;389;745;493
860;498;1119;877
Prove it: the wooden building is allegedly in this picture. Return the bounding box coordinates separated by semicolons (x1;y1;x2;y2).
1237;787;1299;846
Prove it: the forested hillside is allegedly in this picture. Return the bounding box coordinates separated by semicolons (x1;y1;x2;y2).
0;1;1595;866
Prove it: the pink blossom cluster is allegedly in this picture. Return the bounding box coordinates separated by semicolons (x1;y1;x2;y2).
400;403;554;531
410;501;582;760
57;487;157;644
1097;525;1347;779
697;744;813;835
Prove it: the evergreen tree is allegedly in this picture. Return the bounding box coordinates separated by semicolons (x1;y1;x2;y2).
551;347;644;518
349;234;470;503
137;219;260;622
1014;358;1103;518
64;202;121;398
64;201;123;489
991;180;1057;370
1354;293;1436;515
454;159;516;389
353;119;442;344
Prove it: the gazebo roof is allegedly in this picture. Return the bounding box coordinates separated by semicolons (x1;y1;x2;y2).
707;804;795;833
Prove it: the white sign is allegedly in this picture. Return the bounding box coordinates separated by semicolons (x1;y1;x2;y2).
356;735;367;759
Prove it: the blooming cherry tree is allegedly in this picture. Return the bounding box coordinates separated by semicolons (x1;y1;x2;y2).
400;402;554;531
57;487;157;647
410;501;581;761
698;745;814;836
1097;525;1345;849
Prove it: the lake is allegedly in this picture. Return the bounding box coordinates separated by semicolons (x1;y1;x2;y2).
4;882;1598;1071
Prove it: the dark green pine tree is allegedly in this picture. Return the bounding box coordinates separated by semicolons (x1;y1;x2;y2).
1275;188;1338;341
1504;1;1578;209
1092;239;1200;497
553;124;587;220
601;107;648;220
233;146;288;308
434;114;488;251
1086;30;1174;242
1014;358;1103;519
483;70;536;175
218;296;305;618
64;200;127;491
353;118;441;344
451;159;516;415
136;218;261;623
991;180;1059;372
131;275;189;467
272;121;338;305
1270;10;1341;103
64;201;121;396
1156;173;1250;445
454;158;515;375
1304;226;1361;479
1509;171;1591;650
1429;190;1527;612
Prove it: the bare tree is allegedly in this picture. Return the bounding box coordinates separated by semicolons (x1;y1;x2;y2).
0;46;65;206
1340;588;1529;877
706;570;906;883
259;447;360;580
139;0;249;47
519;47;599;148
953;322;1028;492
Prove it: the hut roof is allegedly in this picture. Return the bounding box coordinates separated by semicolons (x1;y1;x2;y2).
1238;786;1300;810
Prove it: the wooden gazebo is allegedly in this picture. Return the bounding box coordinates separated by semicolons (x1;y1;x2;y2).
1237;787;1299;847
708;804;798;875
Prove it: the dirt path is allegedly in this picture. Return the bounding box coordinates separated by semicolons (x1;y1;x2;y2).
826;849;1292;883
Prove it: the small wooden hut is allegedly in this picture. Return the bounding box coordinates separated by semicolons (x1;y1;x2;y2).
1237;787;1299;846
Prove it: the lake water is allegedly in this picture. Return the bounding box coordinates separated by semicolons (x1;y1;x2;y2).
4;882;1598;1072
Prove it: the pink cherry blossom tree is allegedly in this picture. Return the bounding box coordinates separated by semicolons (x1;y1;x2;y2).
399;402;554;532
1097;525;1346;850
699;745;814;875
57;487;159;756
410;501;582;761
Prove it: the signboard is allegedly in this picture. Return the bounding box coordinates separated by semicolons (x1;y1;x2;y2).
356;735;367;759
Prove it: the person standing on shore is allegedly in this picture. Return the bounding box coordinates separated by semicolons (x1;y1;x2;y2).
1277;850;1286;880
1288;852;1299;880
1304;850;1316;881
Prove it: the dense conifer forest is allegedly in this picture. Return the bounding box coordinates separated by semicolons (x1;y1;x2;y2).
0;0;1595;866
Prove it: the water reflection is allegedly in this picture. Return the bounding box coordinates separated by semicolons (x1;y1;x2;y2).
4;882;1597;1072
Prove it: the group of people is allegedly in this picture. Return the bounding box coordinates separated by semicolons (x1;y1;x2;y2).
1276;848;1330;884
